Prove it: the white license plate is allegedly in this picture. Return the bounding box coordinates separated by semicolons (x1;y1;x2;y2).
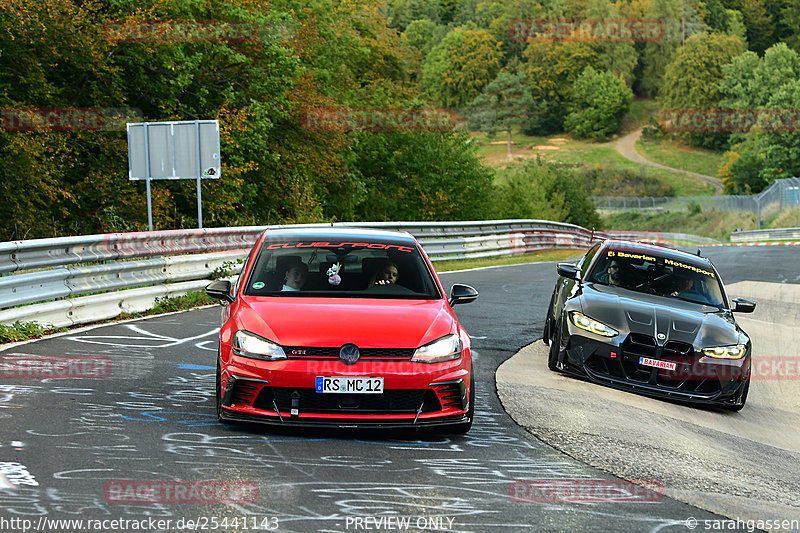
639;357;677;371
315;376;384;394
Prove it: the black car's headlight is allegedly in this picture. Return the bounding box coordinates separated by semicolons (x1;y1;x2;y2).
570;312;619;338
232;330;287;361
411;334;462;363
702;344;746;359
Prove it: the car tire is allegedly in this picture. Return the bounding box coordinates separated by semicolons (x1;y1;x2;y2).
724;378;749;411
548;318;562;372
215;355;223;422
445;373;475;434
543;291;557;346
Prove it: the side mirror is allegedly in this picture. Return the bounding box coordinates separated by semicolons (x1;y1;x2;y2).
557;263;581;281
449;284;479;306
731;297;756;313
206;280;234;303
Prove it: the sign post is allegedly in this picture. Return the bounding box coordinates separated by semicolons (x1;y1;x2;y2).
126;120;220;230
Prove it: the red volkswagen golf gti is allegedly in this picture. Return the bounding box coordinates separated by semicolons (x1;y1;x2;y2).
205;227;479;433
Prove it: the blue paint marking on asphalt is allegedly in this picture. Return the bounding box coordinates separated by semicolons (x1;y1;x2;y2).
179;364;215;370
120;411;219;426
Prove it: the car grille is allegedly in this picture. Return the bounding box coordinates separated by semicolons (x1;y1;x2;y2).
585;334;722;396
283;347;415;361
251;387;442;415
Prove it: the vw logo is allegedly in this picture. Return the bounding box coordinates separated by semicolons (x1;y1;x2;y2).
339;344;360;365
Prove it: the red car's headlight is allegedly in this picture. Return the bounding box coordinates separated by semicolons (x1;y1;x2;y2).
232;330;287;361
411;334;462;363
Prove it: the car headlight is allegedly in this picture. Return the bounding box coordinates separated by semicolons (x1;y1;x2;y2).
232;330;286;361
702;345;746;359
570;312;619;337
411;334;462;363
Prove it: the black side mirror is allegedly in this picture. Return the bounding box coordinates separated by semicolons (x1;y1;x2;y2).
731;297;756;313
206;280;234;303
557;263;581;281
449;284;479;306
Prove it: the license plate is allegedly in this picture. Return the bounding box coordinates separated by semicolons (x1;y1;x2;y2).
315;377;384;394
639;357;677;371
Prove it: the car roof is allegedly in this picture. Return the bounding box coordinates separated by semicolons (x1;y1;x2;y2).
600;239;714;269
260;225;418;245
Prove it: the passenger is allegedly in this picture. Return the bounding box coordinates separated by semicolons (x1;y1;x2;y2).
281;261;308;291
368;260;399;287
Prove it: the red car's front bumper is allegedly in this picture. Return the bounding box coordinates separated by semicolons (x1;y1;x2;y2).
218;353;471;428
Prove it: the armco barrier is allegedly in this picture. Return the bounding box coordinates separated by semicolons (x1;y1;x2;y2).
0;222;715;330
730;227;800;243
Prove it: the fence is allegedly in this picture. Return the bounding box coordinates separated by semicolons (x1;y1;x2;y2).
594;177;800;229
0;221;713;330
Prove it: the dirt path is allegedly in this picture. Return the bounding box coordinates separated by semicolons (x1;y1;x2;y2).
616;128;723;194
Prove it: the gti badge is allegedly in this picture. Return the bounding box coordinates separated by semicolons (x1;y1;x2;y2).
339;344;360;365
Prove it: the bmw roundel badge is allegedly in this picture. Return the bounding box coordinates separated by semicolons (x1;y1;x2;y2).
339;344;360;365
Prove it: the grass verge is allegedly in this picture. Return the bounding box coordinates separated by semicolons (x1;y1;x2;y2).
635;137;726;178
603;209;758;242
434;249;584;272
1;290;216;345
0;322;67;343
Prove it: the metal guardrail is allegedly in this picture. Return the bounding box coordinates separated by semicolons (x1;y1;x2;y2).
730;227;800;243
0;221;714;330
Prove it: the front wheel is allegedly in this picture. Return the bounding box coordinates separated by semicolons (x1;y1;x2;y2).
547;318;563;372
215;356;223;422
543;292;556;346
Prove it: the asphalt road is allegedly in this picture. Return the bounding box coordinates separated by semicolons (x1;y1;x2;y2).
0;248;786;533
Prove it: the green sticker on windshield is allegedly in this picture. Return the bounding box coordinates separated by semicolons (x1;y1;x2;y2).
253;282;265;289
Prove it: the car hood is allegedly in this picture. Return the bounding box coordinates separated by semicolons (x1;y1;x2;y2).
236;297;455;348
581;284;747;347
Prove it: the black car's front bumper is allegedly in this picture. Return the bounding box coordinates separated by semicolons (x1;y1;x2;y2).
558;333;750;408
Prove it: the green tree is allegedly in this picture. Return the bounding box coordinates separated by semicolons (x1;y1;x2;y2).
661;31;745;148
421;27;504;109
467;71;541;156
564;67;633;140
781;2;800;52
758;80;800;183
386;0;440;31
350;131;495;221
718;134;765;193
494;159;601;228
403;19;447;55
739;0;774;54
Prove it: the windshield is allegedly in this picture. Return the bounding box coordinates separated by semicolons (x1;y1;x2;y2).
587;249;726;308
243;237;441;299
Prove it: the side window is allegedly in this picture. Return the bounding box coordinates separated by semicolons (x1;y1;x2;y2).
233;250;254;297
577;243;601;274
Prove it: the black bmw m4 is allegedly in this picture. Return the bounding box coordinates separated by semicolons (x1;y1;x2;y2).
544;240;756;410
